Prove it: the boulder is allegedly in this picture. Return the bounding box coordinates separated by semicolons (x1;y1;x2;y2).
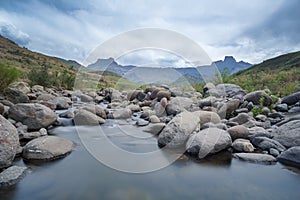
229;113;251;125
232;139;254;152
59;110;74;118
78;94;93;102
217;99;240;119
74;109;105;125
112;108;132;119
154;102;167;117
166;97;193;115
4;88;29;104
227;125;250;140
143;123;166;135
211;84;246;98
157;111;200;148
80;105;107;119
22;136;73;160
198;96;216;108
186;128;232;159
49;97;70;110
10;82;31;94
233;153;276;164
277;146;300;168
0;166;27;187
8;103;56;131
149;115;160;123
0;115;19;169
126;104;141;112
201;122;227;130
274;103;288;112
272;120;300;148
156;90;171;101
194;110;221;126
0;103;4;115
31;85;44;92
37;94;55;101
281;92;300;105
250;137;286;152
244;90;272;106
136;119;149;126
19;128;47;140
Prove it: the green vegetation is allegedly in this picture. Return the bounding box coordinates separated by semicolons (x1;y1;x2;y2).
0;63;21;93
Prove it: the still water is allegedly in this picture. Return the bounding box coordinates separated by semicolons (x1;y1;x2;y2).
1;120;299;200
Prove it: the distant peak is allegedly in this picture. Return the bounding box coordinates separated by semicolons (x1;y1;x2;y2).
224;56;236;62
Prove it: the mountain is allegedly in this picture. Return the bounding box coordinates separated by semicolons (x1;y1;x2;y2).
230;51;300;96
87;56;251;85
214;56;252;73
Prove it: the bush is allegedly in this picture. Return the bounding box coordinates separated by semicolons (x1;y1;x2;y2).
0;63;21;93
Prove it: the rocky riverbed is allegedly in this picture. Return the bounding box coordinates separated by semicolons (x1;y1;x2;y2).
1;82;300;189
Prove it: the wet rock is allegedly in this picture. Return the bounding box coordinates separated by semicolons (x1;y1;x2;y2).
48;97;70;110
234;153;276;164
158;111;200;148
186;128;232;159
269;148;280;157
0;115;19;169
136;119;149;126
22;136;73;160
0;166;27;187
227;125;250;140
250;137;286;152
232;139;254;152
74;109;105;125
143;123;166;135
4;88;29;104
8;103;56;131
277;146;300;168
281;92;300;105
272;120;300;148
244;90;272;106
59;110;74;118
166;97;193;115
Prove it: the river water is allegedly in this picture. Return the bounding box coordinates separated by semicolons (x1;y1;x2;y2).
1;119;300;200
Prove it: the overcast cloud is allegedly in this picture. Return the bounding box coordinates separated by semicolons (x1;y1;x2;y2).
0;0;299;66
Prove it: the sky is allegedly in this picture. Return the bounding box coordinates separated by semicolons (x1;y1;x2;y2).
0;0;300;67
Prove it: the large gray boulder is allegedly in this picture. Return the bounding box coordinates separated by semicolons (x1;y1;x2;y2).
227;125;251;140
244;90;272;106
0;115;19;169
272;120;300;148
74;109;105;126
4;88;29;104
111;108;132;119
0;165;27;187
22;136;73;160
250;137;286;152
212;84;246;98
48;97;70;110
277;146;300;168
166;97;193;115
234;153;276;164
217;99;240;119
186;128;232;159
157;111;200;148
281;92;300;105
8;103;56;131
194;110;221;126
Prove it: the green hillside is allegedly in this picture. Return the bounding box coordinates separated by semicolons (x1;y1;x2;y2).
230;51;300;96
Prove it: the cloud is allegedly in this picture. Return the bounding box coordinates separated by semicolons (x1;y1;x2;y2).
0;22;30;46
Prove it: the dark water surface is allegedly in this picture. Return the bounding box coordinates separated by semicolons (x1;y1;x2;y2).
1;120;300;200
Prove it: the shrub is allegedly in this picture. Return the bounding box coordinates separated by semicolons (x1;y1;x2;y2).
0;63;21;93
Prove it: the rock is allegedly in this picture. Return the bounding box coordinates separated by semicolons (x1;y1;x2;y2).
235;108;249;114
140;110;155;119
4;88;29;104
8;103;56;131
274;103;288;112
59;110;74;118
250;137;286;152
227;125;250;140
31;85;44;92
194;110;221;126
255;114;267;121
201;122;227;130
0;103;4;115
154;102;167;117
73;109;105;125
272;120;300;148
232;139;254;152
262;107;270;116
136;119;149;126
112;108;132;119
10;82;31;94
198;96;216;108
288;106;300;113
19;128;48;140
269;148;280;157
157;111;200;148
247;102;254;110
156;90;171;101
127;90;139;101
22;136;73;160
0;166;27;187
277;146;300;168
166;97;193;115
268;112;284;119
217;99;240;119
244;90;272;106
149;115;160;123
203;82;215;94
229;113;251;125
0;115;19;169
143;123;166;135
233;153;276;164
49;97;70;110
248;131;273;140
80;105;107;119
126;104;141;112
213;84;246;98
160;97;168;108
78;94;93;102
281;92;300;105
186;128;232;159
37;94;55;101
27;93;37;100
136;92;146;101
39;101;56;110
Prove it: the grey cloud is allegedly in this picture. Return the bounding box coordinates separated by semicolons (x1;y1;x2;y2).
0;22;30;46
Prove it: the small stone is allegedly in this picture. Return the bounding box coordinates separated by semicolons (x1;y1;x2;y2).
0;166;27;187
